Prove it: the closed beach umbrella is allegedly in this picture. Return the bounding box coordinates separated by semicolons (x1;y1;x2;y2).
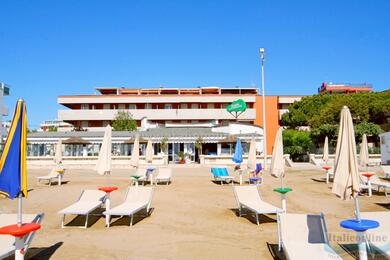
332;106;374;259
232;138;243;164
359;134;369;168
145;140;154;163
0;100;38;259
323;136;329;163
54;139;62;165
95;125;112;175
130;135;140;168
332;106;360;200
247;138;257;171
270;127;285;179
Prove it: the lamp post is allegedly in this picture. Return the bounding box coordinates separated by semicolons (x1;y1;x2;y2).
259;48;267;169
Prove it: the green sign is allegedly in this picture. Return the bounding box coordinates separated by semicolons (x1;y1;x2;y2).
226;99;247;113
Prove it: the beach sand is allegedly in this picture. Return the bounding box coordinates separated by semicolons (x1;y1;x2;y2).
1;166;389;259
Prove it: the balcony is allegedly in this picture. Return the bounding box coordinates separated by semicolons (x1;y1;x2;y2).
58;108;256;121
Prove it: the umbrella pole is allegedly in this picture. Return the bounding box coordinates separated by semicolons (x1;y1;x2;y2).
15;193;24;260
280;178;286;212
354;197;368;260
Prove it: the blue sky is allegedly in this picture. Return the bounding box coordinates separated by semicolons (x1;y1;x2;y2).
0;1;389;128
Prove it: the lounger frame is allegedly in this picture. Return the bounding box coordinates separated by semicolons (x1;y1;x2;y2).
0;213;44;259
59;190;105;229
104;187;154;228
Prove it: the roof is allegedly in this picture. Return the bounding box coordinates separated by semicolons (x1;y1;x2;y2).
27;127;262;141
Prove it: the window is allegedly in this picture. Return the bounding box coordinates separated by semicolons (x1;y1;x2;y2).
145;103;152;109
165;104;172;109
81;104;89;110
128;104;136;110
191;104;199;109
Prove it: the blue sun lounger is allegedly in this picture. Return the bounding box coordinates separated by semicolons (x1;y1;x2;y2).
211;168;234;185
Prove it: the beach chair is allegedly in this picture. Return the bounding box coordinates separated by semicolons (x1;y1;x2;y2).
131;169;151;186
37;168;65;186
103;186;154;227
0;213;44;259
278;213;341;259
232;186;281;225
155;168;172;185
361;211;390;256
211;168;234;185
381;165;390;179
361;173;390;196
58;190;106;228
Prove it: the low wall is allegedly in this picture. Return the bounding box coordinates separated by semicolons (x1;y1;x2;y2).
309;153;382;166
27;155;165;169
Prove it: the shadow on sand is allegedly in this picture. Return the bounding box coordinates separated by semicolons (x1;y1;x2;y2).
229;208;277;225
27;242;64;260
63;208;103;228
266;243;286;260
109;208;154;227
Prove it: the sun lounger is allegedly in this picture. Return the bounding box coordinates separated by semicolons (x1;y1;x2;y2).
131;169;152;186
361;173;390;196
233;186;281;225
155;168;172;185
361;211;390;256
58;190;106;228
103;186;154;227
381;165;390;179
0;213;44;259
278;213;341;259
37;168;65;186
211;168;234;185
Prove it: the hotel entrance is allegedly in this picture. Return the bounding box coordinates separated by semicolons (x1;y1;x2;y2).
167;143;195;163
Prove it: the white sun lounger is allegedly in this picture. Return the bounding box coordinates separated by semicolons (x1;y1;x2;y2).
155;168;172;185
58;190;106;228
381;165;390;179
278;213;341;259
361;211;390;256
233;186;282;225
361;174;390;196
37;168;65;186
0;213;44;259
131;169;152;186
103;186;154;227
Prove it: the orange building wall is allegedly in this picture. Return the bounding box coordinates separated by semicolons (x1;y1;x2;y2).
254;96;280;155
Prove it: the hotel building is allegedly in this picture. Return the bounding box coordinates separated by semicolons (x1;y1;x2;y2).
318;82;373;94
56;86;301;154
26;86;302;165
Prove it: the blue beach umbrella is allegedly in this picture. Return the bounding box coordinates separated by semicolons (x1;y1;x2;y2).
232;138;243;164
0;100;28;199
0;100;38;260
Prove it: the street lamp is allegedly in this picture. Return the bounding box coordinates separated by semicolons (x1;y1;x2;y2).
259;48;267;169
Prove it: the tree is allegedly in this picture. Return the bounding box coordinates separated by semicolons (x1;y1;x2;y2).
354;122;383;142
48;126;58;132
160;137;168;154
195;137;203;156
112;110;137;131
283;129;312;161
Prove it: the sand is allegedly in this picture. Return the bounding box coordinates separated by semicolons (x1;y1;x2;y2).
1;166;389;259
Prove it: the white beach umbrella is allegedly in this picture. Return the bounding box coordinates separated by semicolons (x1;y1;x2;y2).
95;125;112;175
130;135;140;168
145;139;154;163
359;134;369;168
332;106;370;259
54;139;62;165
323;136;329;163
332;106;360;200
270;127;290;212
247;137;257;172
270;127;285;179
